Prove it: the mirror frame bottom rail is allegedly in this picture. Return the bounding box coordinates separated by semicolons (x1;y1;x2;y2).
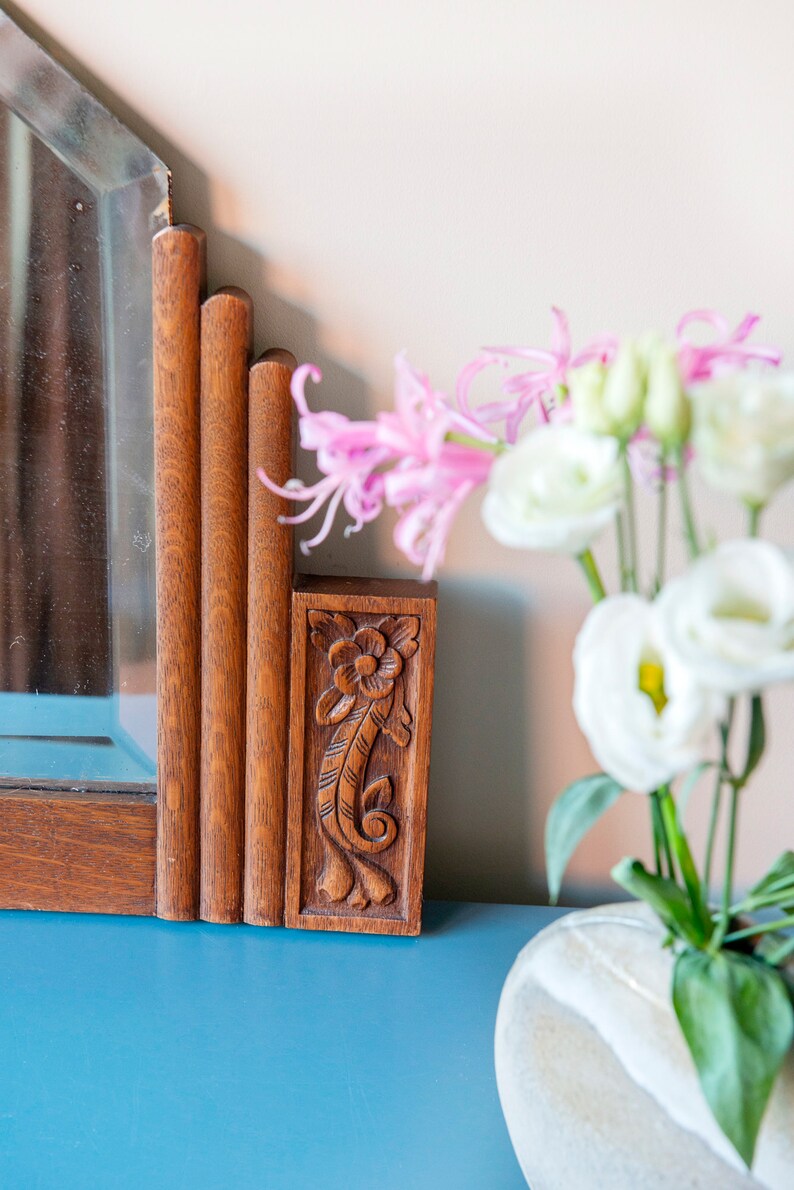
0;789;155;914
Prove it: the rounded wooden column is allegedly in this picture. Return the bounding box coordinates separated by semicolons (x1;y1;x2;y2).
153;224;205;921
199;287;251;924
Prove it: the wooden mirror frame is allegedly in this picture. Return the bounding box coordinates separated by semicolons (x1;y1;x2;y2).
0;219;437;933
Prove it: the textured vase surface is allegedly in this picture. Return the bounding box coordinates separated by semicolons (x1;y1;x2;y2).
495;902;794;1189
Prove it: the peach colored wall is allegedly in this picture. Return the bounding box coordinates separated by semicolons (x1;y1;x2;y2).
12;0;794;901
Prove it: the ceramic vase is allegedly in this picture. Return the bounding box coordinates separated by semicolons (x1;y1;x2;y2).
494;902;794;1189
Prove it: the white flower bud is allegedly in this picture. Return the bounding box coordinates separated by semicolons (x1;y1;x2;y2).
644;345;691;448
569;361;611;435
602;339;645;438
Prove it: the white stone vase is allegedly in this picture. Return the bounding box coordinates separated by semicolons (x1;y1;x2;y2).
495;902;794;1189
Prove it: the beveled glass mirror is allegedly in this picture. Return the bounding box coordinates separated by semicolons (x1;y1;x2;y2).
0;13;169;788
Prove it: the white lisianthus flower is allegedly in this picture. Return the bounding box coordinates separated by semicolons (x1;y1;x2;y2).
656;540;794;695
573;595;724;793
692;373;794;506
481;424;623;555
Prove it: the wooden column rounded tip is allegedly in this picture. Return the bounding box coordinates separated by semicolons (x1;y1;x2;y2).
203;288;254;352
208;286;254;314
253;348;297;374
153;224;207;257
154;221;206;240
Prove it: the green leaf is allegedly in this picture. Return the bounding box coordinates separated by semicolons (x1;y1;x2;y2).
611;858;703;945
659;792;712;940
740;695;765;784
673;947;794;1168
748;851;794;899
545;774;622;904
757;932;794;968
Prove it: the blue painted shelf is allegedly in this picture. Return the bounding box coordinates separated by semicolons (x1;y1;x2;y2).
0;901;563;1189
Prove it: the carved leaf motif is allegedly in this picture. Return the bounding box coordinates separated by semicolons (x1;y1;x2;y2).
318;838;355;902
383;676;413;748
353;857;396;906
379;615;420;659
316;686;355;726
309;611;356;655
364;776;392;812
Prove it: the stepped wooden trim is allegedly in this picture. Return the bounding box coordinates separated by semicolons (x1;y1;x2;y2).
199;288;252;924
244;351;296;925
153;224;205;921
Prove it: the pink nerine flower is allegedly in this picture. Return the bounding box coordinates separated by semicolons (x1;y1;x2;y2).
379;354;496;579
258;364;390;554
259;354;498;577
676;310;781;383
462;308;619;443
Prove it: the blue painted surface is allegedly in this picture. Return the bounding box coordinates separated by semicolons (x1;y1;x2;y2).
0;901;563;1189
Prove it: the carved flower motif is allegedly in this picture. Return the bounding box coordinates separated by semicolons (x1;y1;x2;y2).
329;627;403;702
310;612;420;727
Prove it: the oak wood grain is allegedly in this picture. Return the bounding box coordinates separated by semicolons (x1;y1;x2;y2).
200;288;251;924
153;225;205;921
286;578;437;936
0;790;155;915
244;350;296;925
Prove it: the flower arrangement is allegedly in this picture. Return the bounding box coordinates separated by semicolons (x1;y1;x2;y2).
262;307;794;1168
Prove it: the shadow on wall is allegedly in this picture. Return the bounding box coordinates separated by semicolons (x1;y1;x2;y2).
9;3;550;905
425;578;536;904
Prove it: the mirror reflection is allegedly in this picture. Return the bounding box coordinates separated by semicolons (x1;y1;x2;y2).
0;15;169;786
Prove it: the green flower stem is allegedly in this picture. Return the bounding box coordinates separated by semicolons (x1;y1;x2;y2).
653;457;667;596
723;914;794;945
703;699;735;900
747;502;763;538
766;934;794;966
711;782;741;952
445;431;505;454
676;447;701;559
576;549;607;603
734;875;794;914
659;788;710;937
650;794;666;877
702;775;723;902
621;449;639;592
651;789;676;880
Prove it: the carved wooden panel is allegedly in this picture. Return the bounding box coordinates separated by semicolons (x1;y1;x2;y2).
286;577;437;935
